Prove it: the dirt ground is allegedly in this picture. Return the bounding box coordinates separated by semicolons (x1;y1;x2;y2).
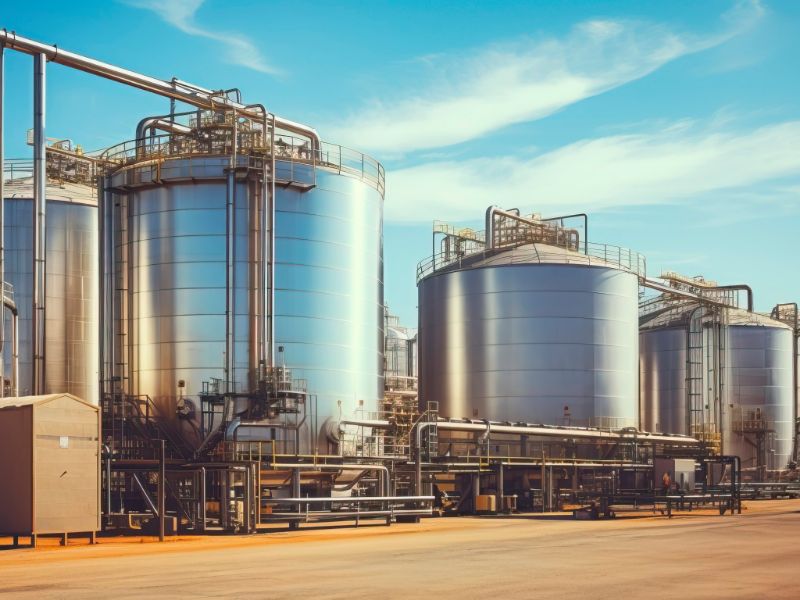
1;500;798;599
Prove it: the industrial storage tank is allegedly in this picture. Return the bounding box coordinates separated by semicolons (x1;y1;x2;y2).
2;153;99;404
417;207;643;429
101;110;384;452
640;281;794;472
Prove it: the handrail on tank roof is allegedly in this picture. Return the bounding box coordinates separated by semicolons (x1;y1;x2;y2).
416;240;646;283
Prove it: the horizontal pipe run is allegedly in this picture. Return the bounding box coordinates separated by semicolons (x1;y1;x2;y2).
0;30;320;150
435;420;699;444
263;496;434;504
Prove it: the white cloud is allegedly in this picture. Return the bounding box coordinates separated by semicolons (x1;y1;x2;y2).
328;2;763;154
385;119;800;222
126;0;279;75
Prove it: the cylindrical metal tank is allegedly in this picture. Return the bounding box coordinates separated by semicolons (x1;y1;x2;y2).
2;174;99;404
640;305;794;470
726;321;794;470
103;125;384;451
639;327;687;435
418;243;641;428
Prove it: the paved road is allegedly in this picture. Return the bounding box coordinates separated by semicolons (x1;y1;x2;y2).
1;501;797;599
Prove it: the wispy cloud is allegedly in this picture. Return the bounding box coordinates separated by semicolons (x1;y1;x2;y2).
385;118;800;222
125;0;279;75
328;1;763;154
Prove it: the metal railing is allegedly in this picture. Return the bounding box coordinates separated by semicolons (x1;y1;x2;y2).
416;240;646;283
101;132;385;196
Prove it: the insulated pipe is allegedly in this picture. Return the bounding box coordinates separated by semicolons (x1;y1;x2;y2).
0;30;321;151
32;52;46;395
434;420;699;444
0;30;263;120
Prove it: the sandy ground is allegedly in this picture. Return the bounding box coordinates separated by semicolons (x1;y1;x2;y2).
0;500;798;599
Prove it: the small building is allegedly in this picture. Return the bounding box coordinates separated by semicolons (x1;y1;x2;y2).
0;393;100;545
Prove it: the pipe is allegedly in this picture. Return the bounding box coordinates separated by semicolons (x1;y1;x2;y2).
273;115;320;155
0;30;264;120
32;52;45;395
641;278;746;311
0;31;321;150
224;110;237;394
708;284;753;313
268;463;391;497
434;420;698;444
268;113;276;366
2;295;18;397
543;212;588;254
485;206;572;251
134;116;193;158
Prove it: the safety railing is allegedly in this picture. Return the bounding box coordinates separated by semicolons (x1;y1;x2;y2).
100;132;385;197
416;240;646;283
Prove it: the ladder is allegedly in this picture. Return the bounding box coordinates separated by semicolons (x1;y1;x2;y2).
423;401;439;460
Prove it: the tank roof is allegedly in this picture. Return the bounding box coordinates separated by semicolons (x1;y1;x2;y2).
640;298;791;330
419;241;643;283
3;176;96;206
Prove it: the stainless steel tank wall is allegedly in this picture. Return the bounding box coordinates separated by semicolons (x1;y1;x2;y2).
2;197;99;403
725;325;794;470
418;263;640;428
108;158;383;449
639;318;794;470
274;168;384;428
116;177;255;446
639;328;687;435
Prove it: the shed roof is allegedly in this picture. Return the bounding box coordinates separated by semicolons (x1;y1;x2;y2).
0;393;98;412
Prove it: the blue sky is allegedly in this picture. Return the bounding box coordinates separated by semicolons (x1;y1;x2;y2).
2;0;799;327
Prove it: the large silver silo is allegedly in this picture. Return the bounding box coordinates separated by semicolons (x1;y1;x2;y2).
640;299;794;471
2;171;99;404
102;116;384;452
726;322;794;470
639;328;687;435
417;210;643;429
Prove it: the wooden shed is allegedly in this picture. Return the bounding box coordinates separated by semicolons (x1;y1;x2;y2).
0;393;100;545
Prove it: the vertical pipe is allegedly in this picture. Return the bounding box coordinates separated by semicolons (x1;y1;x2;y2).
496;464;504;513
32;53;46;395
0;44;5;397
105;445;112;526
268;114;276;368
97;177;105;400
290;468;300;529
158;440;165;541
199;466;207;532
225;110;238;393
11;305;17;396
472;473;480;514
